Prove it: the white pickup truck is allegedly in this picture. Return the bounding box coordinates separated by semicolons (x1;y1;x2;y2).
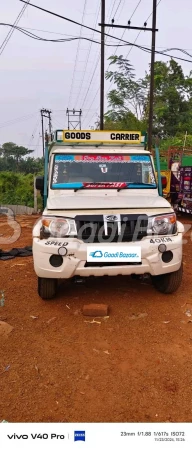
33;130;183;299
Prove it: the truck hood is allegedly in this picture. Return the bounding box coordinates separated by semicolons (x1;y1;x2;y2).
46;190;170;210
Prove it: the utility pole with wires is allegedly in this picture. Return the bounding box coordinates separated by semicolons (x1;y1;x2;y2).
99;0;158;145
40;109;52;156
148;0;157;151
100;0;105;130
66;108;82;130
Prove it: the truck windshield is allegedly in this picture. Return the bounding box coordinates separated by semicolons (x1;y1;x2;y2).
51;154;157;189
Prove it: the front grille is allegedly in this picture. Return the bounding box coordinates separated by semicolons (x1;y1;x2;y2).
75;214;148;243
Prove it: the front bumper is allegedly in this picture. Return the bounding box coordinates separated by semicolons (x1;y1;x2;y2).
33;233;183;279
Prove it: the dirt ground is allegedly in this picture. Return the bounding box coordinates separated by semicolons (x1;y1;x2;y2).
0;214;192;423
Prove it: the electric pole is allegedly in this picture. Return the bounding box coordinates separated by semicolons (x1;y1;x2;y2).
99;1;158;143
100;0;105;130
148;0;157;151
40;109;52;156
41;110;45;156
66;109;82;130
48;111;52;134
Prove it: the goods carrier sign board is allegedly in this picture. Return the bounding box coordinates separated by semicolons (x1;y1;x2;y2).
55;130;142;144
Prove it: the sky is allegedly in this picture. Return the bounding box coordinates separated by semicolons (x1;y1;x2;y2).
0;0;192;157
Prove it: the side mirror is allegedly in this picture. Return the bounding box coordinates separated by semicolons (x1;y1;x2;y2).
35;176;44;192
161;175;167;189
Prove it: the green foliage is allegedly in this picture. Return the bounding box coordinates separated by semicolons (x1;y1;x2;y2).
1;142;33;170
106;55;146;120
104;110;146;131
0;172;34;207
19;157;44;175
105;57;192;138
159;134;192;150
0;142;44;207
147;60;192;135
0;142;44;174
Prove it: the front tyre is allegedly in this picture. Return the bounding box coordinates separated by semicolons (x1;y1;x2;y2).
151;263;183;294
38;277;57;300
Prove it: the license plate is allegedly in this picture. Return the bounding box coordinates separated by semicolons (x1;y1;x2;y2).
87;246;141;262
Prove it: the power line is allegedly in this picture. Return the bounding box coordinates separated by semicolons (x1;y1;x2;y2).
108;0;118;20
68;0;88;108
83;87;100;125
0;113;36;129
105;0;143;96
82;5;191;126
129;0;142;20
52;118;64;129
28;118;39;148
0;0;30;56
105;0;161;118
80;1;117;119
19;0;190;68
81;55;101;110
113;0;142;51
1;21;192;62
0;22;152;46
82;0;126;124
125;0;162;59
20;0;140;129
113;1;123;19
14;26;78;37
140;47;192;62
85;0;141;124
34;133;41;158
82;0;124;111
19;1;151;48
87;110;99;129
0;9;192;62
1;1;190;65
0;24;132;45
75;1;101;108
15;24;187;45
0;22;134;45
105;0;127;67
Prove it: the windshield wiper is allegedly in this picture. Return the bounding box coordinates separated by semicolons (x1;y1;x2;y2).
117;185;128;192
117;182;156;192
74;186;85;192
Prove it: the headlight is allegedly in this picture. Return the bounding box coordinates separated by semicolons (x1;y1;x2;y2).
147;213;177;235
49;219;70;236
40;217;77;238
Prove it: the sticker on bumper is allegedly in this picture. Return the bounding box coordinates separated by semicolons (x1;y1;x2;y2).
87;246;141;262
150;237;172;243
45;241;68;246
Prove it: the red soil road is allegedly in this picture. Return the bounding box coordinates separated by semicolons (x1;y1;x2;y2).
0;214;192;423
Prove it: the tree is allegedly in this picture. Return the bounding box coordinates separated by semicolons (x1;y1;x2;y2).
105;56;192;139
19;157;44;174
0;172;41;208
0;142;33;171
104;110;144;131
0;140;43;208
143;59;192;136
106;55;146;120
